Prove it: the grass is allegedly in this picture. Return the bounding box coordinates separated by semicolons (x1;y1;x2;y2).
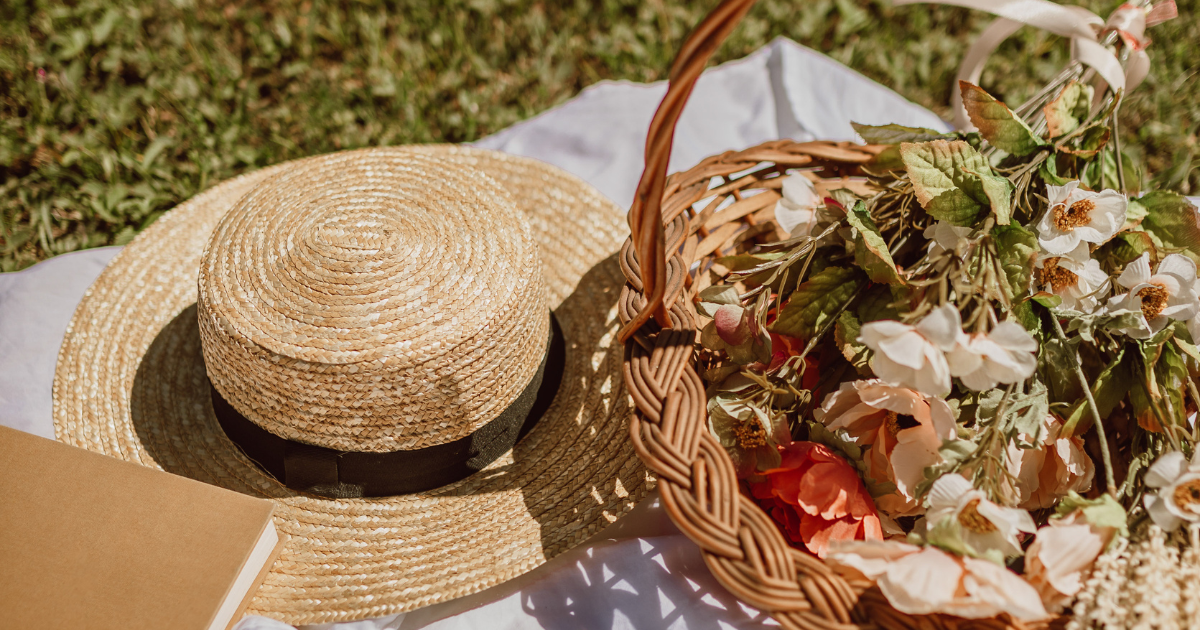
1;0;1197;271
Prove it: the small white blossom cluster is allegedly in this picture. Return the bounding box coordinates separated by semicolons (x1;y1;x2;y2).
1067;526;1200;630
1028;181;1200;342
858;304;1037;397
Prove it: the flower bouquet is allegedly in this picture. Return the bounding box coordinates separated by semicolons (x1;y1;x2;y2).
618;0;1199;626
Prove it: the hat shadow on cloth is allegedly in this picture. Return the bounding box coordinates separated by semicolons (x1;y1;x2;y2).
130;250;643;563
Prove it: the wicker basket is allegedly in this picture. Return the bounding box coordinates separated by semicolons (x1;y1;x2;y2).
615;1;1064;628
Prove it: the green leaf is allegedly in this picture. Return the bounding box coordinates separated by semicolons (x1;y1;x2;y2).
698;285;741;306
1054;491;1129;541
1135;192;1200;265
1043;81;1095;138
1011;381;1050;441
939;439;977;463
1094;231;1157;271
700;320;726;351
1082;149;1139;193
977;383;1050;442
1032;292;1063;308
960;82;1047;156
870;145;905;171
1055;308;1141;344
856;285;902;323
992;224;1036;304
901;140;1005;226
139;137;174;170
835;310;871;375
715;252;785;272
966;167;1014;225
1061;347;1132;438
1012;300;1042;336
1175;330;1200;365
1040;156;1071;186
1041;336;1082;403
847;201;904;284
828;188;861;211
1061;125;1111;159
851;121;954;145
770;266;864;339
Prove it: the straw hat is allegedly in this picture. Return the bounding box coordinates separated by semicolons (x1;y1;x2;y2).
52;145;651;624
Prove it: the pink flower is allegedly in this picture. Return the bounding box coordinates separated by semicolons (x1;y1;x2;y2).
826;540;1048;621
1006;415;1095;510
748;442;883;558
1024;497;1123;612
814;380;956;517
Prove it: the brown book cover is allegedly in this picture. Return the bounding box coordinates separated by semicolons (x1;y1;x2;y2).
0;426;284;630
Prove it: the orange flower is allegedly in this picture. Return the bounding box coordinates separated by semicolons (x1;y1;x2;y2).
1006;414;1094;510
748;441;883;557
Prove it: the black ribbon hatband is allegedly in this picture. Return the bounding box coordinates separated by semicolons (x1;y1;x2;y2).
212;315;565;498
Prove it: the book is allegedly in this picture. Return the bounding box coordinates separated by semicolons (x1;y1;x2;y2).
0;425;284;630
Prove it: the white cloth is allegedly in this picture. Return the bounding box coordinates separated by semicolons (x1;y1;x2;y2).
0;38;948;629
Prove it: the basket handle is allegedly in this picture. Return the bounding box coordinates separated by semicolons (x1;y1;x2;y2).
620;0;758;342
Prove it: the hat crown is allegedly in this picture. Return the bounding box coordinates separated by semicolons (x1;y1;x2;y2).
197;149;548;452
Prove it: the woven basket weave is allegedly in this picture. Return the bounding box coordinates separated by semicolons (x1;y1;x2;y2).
616;1;1064;628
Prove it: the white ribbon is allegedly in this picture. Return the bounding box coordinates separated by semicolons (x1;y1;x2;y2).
892;0;1177;130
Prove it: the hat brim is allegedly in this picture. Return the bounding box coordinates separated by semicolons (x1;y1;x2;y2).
52;146;652;624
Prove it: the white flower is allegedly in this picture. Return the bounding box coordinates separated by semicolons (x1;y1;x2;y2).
773;174;820;237
1035;181;1126;255
926;473;1036;558
826;540;1048;621
945;321;1038;391
1107;253;1200;339
859;304;961;397
1143;450;1200;531
924;221;973;256
1032;241;1110;312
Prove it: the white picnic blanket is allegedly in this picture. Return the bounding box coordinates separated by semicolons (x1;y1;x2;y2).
0;37;949;630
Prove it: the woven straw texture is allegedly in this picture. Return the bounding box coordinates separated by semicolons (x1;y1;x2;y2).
616;1;1056;629
53;145;652;624
198;150;549;451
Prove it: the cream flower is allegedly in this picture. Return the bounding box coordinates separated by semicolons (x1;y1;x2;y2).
1032;241;1110;312
826;540;1048;621
773;174;820;237
926;473;1036;558
924;221;972;256
1024;504;1120;612
1006;415;1094;510
859;304;962;397
1035;181;1126;255
1108;253;1200;339
815;380;956;517
945;321;1038;391
1144;450;1200;531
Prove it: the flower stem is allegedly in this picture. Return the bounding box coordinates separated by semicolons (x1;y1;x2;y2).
1188;378;1200;444
1049;313;1117;494
1112;105;1127;193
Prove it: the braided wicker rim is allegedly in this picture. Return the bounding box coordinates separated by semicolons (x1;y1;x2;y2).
616;1;1065;628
